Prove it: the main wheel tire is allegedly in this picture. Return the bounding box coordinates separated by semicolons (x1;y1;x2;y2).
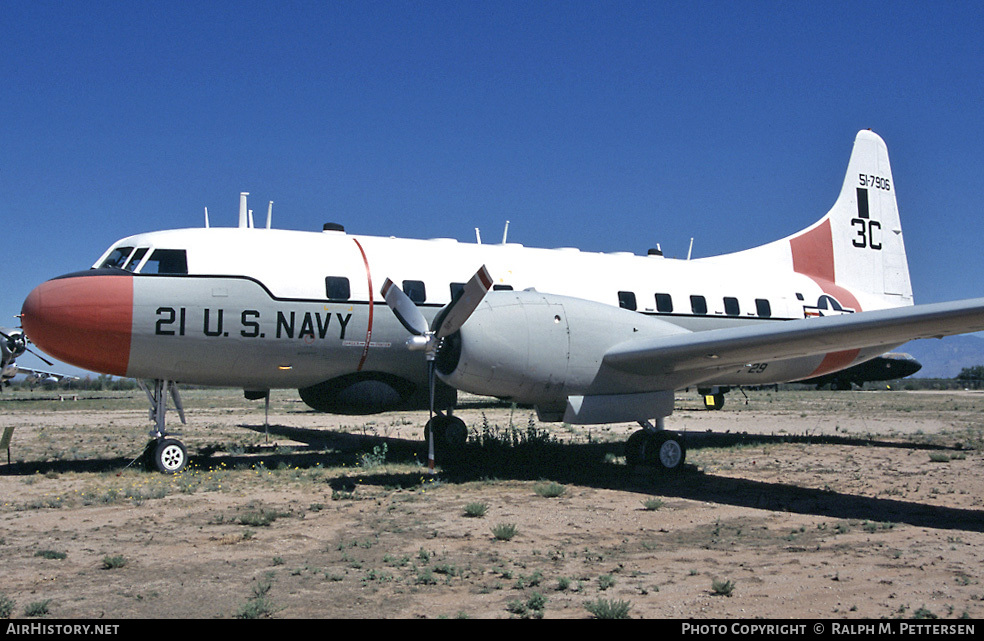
154;438;188;474
703;393;725;410
651;432;686;472
424;415;468;452
624;430;649;466
443;416;468;449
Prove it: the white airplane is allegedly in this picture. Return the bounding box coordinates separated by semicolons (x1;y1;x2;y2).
19;130;984;474
1;326;78;389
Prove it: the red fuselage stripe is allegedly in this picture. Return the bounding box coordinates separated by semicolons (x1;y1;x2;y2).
352;238;373;371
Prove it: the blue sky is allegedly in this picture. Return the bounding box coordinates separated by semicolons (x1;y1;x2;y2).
3;1;984;376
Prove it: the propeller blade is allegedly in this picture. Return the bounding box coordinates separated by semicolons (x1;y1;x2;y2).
380;267;493;476
433;265;493;338
381;278;429;336
26;347;54;367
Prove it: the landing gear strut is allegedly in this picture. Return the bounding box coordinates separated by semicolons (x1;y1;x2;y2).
138;379;188;474
624;418;686;474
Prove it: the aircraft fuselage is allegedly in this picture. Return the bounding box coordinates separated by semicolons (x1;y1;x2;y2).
23;225;893;398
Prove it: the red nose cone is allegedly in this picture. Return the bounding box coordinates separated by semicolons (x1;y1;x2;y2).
21;273;133;376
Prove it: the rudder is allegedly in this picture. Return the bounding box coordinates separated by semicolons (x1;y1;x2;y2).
790;130;913;310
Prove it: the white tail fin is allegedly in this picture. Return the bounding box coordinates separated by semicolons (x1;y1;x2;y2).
788;130;912;308
709;130;913;312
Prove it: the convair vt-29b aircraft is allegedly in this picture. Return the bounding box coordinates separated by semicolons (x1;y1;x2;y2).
20;130;984;473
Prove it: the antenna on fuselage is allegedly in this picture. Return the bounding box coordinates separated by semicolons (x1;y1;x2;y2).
204;207;210;228
475;228;482;244
501;220;510;244
266;201;273;229
239;192;249;228
687;237;694;260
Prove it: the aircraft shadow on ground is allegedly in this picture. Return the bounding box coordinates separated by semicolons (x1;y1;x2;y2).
234;423;983;534
3;424;980;534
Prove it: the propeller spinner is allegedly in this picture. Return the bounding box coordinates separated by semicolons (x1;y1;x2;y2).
380;265;493;470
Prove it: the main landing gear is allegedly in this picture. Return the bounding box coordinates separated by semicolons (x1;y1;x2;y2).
423;411;468;452
138;379;189;474
624;418;686;474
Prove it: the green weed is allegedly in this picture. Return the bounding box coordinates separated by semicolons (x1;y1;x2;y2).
491;523;518;541
534;481;566;498
585;598;632;619
463;502;489;517
712;578;736;596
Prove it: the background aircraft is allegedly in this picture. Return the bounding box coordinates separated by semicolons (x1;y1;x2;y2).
2;325;78;461
1;326;77;390
698;352;923;408
798;352;922;390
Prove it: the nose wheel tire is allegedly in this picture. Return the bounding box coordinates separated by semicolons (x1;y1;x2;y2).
152;438;188;474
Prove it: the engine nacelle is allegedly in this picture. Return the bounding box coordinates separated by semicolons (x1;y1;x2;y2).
436;290;691;413
298;372;455;415
1;328;27;361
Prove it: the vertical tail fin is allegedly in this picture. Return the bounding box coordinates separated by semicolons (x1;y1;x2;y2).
789;130;913;310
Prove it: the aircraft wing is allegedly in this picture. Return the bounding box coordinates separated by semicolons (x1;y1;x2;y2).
10;366;79;383
602;297;984;384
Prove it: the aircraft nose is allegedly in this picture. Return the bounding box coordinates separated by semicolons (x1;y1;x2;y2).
21;272;134;376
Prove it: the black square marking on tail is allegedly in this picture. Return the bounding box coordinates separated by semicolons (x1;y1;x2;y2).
856;188;870;219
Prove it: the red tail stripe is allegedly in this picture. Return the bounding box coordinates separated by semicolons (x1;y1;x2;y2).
789;219;864;377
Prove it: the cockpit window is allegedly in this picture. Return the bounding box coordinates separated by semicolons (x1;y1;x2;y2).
140;249;188;274
100;246;134;269
123;247;148;271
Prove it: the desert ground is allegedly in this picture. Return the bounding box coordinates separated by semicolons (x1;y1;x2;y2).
1;386;983;620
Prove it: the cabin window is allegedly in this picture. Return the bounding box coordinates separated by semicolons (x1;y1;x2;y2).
100;246;134;269
493;284;513;291
690;295;707;315
724;297;740;316
655;293;673;313
123;248;148;271
325;276;351;301
403;280;426;304
755;298;772;318
450;282;465;301
618;291;637;311
140;249;188;275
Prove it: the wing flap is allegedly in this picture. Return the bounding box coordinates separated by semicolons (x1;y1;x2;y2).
603;298;984;378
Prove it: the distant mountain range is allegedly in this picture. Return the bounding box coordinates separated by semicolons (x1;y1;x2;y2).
898;334;984;378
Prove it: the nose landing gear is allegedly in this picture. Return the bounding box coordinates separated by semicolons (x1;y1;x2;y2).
138;379;189;474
